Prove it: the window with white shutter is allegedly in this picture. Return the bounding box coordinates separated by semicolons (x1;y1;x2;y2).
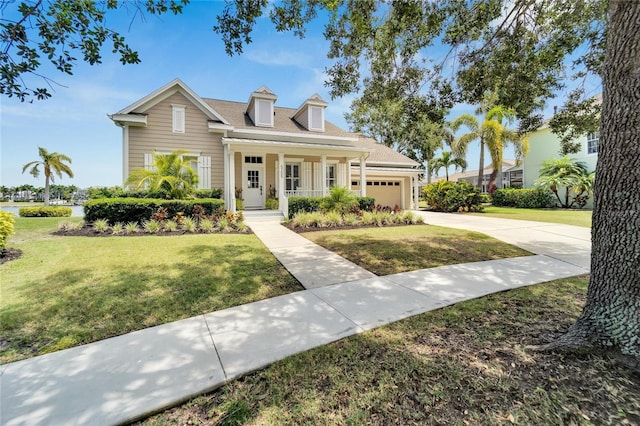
172;105;186;133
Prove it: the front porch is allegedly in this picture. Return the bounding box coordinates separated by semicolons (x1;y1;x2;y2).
222;138;371;218
221;137;422;218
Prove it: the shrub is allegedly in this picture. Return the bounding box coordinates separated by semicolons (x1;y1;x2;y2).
0;211;15;251
194;188;223;199
357;196;376;212
199;218;214;233
235;221;248;233
288;197;323;219
265;197;279;210
322;210;343;227
111;222;124;235
320;187;358;214
142;219;162;233
343;213;360;226
58;220;83;231
92;219;110;233
83;198;225;224
479;194;492;203
491;187;554;209
164;220;179;232
19;206;72;217
124;222;140;234
181;217;197;232
422;181;484;213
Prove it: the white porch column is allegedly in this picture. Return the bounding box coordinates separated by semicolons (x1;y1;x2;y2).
321;154;327;195
359;154;367;197
278;152;286;217
413;176;420;209
229;150;236;212
223;144;230;209
347;159;352;191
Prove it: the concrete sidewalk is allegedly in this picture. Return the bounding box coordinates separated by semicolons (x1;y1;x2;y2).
1;213;591;426
245;212;376;289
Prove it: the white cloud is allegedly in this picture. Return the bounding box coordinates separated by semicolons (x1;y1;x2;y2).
244;48;313;68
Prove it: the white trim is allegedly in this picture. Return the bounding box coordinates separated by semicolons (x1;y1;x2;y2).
222;138;368;156
172;104;186;133
113;78;230;125
242;153;265;208
109;114;147;127
122;126;129;184
208;122;235;133
308;105;325;132
229;128;358;143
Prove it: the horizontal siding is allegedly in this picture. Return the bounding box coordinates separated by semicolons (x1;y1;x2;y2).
128;92;224;189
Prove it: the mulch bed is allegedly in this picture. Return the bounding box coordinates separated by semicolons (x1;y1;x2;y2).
0;248;23;264
52;227;251;237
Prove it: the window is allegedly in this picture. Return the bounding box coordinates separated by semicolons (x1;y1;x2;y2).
183;155;198;172
256;99;273;126
309;106;324;131
587;132;599;154
285;163;300;190
247;170;260;189
244;156;263;164
326;164;336;188
172;105;185;133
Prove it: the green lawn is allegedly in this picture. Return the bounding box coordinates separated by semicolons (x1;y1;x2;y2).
302;225;532;275
1;218;302;363
138;276;640;425
471;206;592;227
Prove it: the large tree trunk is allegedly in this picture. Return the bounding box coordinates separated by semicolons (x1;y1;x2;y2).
553;1;640;360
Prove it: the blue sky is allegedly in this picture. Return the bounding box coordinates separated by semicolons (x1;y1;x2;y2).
1;1;600;188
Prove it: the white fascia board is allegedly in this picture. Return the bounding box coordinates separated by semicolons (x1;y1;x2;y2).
222;137;369;158
208;122;235;132
231;128;358;143
350;167;424;176
108;114;147;127
116;78;230;125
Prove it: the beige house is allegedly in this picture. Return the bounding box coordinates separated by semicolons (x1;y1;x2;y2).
431;159;523;192
109;79;421;217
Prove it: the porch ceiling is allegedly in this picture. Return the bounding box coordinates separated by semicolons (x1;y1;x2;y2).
222;137;369;159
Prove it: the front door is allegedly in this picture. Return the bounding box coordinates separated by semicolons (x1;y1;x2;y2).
243;156;264;209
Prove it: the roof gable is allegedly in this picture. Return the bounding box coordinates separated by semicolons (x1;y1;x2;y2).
115;78;229;125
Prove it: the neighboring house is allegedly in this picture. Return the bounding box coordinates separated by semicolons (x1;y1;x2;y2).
430;159;523;192
109;79;421;217
522;126;598;188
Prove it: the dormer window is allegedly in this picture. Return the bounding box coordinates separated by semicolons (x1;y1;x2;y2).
256;99;273;127
309;106;324;131
246;86;277;128
172;104;185;133
292;93;328;132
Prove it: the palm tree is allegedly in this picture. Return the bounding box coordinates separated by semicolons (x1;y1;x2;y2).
429;151;467;181
22;147;73;205
535;157;594;208
126;150;198;199
450;106;529;191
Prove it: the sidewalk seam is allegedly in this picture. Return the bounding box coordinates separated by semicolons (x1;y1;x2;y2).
203;314;228;380
306;289;365;334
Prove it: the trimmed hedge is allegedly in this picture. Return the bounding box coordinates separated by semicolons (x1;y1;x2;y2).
288;197;322;218
194;188;223;199
422;181;483;212
0;211;15;250
491;187;554;209
358;197;376;212
19;206;72;217
84;198;225;224
288;196;377;219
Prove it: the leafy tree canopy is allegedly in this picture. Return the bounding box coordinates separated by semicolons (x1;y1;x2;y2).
215;0;607;135
0;0;188;102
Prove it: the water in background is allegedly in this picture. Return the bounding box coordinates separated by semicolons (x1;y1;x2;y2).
0;205;84;217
